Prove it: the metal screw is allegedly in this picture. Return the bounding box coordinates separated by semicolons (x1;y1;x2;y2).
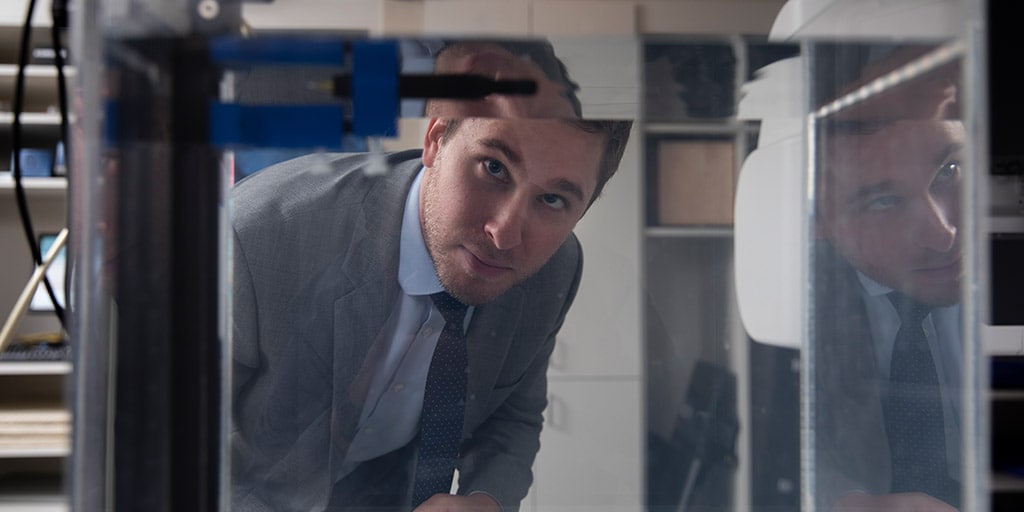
197;0;219;20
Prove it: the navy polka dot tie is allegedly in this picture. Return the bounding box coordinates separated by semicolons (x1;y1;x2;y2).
412;292;469;506
883;292;955;504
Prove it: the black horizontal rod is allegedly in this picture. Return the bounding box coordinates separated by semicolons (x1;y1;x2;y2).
332;73;537;99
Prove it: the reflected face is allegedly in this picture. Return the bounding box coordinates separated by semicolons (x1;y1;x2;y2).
420;118;603;304
428;43;578;119
818;119;964;306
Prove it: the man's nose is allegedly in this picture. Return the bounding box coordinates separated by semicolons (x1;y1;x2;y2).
914;196;958;252
484;199;525;250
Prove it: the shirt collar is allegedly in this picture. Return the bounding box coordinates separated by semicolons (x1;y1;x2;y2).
399;168;445;296
856;271;893;297
856;270;959;316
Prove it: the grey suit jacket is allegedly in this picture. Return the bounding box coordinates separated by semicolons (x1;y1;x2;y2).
813;244;962;509
812;245;894;510
230;150;583;511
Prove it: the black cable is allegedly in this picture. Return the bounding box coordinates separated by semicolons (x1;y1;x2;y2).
51;0;71;325
52;0;70;154
12;0;67;328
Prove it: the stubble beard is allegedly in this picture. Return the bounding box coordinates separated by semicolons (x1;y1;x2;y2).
902;277;961;308
420;170;514;306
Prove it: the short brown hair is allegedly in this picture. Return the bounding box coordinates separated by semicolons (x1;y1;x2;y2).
433;39;583;117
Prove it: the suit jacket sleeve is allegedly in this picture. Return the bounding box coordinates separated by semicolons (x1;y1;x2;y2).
456;235;584;510
812;244;893;510
228;151;420;510
230;222;274;510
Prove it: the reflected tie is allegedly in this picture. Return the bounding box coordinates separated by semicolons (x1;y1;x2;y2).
883;292;953;503
412;292;470;506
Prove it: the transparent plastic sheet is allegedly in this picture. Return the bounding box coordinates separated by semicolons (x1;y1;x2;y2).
63;1;990;511
805;40;972;512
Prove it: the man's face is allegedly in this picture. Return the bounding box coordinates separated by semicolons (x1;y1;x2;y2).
818;119;964;307
428;43;577;119
419;118;604;304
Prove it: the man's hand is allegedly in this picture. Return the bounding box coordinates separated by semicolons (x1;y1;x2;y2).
413;493;501;512
832;492;958;512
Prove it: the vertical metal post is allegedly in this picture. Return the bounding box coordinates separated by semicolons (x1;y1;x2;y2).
105;36;222;512
72;1;241;507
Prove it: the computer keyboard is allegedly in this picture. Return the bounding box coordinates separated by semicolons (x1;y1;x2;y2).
0;342;70;362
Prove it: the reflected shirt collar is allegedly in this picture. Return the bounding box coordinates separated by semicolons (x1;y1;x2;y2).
399;168;445;296
856;271;893;297
856;271;959;316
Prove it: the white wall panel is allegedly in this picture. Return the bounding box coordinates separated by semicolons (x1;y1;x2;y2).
532;0;636;37
243;0;382;33
638;0;784;35
422;0;530;36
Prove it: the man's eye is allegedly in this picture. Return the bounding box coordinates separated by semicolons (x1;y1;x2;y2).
935;161;961;182
540;194;567;210
865;195;900;212
483;159;508;178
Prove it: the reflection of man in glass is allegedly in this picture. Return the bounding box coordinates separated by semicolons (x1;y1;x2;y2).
813;47;962;512
819;121;962;306
230;39;632;511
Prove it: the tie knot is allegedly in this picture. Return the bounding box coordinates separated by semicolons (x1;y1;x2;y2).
888;292;932;325
431;291;468;326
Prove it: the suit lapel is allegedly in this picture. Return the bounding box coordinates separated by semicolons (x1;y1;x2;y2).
462;287;525;434
318;150;531;478
325;154;423;483
814;244;893;491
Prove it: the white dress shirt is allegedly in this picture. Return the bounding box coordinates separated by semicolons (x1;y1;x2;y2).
339;168;473;479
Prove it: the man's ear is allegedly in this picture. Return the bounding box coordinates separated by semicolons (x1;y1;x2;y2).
422;118;447;168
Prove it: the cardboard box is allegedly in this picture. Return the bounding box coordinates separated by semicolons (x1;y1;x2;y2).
656;140;735;225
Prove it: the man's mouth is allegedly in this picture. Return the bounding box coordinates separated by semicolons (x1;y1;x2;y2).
915;257;962;280
461;246;513;278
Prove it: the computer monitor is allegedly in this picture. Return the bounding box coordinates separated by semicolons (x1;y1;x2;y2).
29;233;66;313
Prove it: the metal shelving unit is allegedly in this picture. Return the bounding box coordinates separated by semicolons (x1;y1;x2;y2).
0;13;70;511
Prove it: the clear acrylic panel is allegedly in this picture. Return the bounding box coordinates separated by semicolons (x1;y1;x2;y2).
806;40;973;511
64;1;992;511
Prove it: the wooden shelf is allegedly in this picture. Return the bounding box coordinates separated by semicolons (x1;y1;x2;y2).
0;362;70;377
645;121;747;136
0;18;70;510
0;175;66;193
0;501;66;511
0;64;74;92
0;65;74;115
0;64;73;78
0;446;68;460
992;471;1024;492
0;112;63;126
645;225;734;238
0;472;65;511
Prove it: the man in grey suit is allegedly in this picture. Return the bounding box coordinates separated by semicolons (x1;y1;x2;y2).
811;45;963;512
231;98;630;512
